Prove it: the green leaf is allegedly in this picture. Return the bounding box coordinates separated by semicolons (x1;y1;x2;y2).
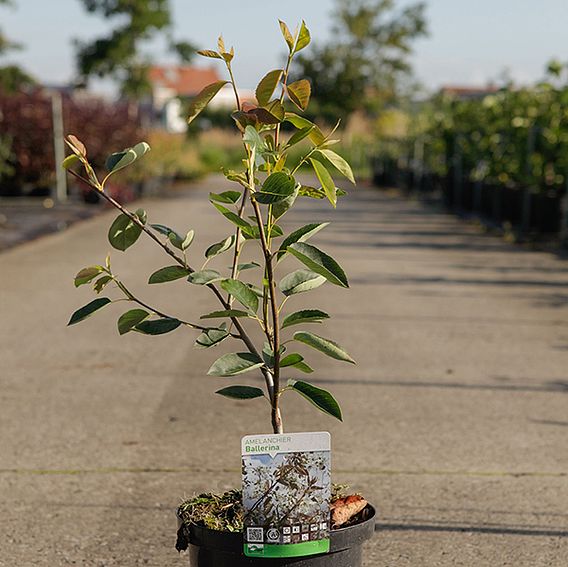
255;172;296;204
62;154;80;170
248;284;264;298
279;269;326;296
243;125;266;152
285;113;325;145
194;325;230;349
280;353;304;367
310;158;337;207
150;223;189;250
262;342;286;367
294;20;311;53
286;126;314;148
272;186;298;220
74;266;103;287
277;222;329;260
265;100;285;122
293;331;355;364
223;170;250;188
93;275;113;294
106;142;150;173
205;235;236;259
197;49;223;59
287;80;311;111
68;298;111;326
294;361;314;374
298;185;325;199
209;191;242;204
187;270;223;285
289;380;342;421
117;309;150;335
279;20;295;51
255;69;283;106
148;265;189;284
216;385;265;399
287;242;348;287
212;203;254;232
281;309;330;329
168;228;192;250
242;223;283;240
237;262;260;271
207;352;264;376
200;309;250;319
187;80;229;124
317;149;355;184
181;230;195;250
220;279;259;313
135;318;181;335
108;209;146;251
151;223;178;237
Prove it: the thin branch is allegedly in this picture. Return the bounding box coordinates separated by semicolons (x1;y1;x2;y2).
67;168;275;397
226;62;241;111
114;279;223;334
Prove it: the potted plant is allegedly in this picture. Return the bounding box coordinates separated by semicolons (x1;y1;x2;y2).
64;20;375;566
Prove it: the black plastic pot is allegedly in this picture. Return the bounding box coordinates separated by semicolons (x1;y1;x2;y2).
182;505;375;567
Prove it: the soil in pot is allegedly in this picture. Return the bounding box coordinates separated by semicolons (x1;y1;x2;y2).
176;488;376;567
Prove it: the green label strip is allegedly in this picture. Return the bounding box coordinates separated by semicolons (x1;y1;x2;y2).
245;539;330;558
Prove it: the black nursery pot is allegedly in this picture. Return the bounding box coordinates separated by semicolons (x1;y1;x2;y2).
184;506;376;567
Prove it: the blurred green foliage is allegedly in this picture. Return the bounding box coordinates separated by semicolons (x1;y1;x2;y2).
75;0;197;97
380;62;568;192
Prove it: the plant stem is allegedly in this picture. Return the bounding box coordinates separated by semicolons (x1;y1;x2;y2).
226;63;241;111
250;197;283;434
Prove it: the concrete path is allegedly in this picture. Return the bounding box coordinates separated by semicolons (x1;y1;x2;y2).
0;178;566;566
0;197;101;252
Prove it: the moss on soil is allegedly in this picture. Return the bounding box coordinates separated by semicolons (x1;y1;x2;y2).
177;484;353;533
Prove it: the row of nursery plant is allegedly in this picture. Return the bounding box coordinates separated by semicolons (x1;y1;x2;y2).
378;77;568;192
372;72;568;238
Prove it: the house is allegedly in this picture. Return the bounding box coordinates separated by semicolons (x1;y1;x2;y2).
439;84;500;101
148;65;254;132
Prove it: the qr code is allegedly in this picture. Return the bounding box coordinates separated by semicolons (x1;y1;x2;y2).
247;527;264;543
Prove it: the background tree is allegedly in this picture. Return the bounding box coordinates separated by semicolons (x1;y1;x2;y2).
75;0;196;98
0;0;35;92
295;0;427;123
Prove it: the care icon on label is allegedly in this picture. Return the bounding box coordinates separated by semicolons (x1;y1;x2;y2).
266;528;280;542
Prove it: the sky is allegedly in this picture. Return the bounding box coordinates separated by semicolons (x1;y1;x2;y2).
1;0;567;93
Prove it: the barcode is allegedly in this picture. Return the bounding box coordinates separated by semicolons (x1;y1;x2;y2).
247;527;264;543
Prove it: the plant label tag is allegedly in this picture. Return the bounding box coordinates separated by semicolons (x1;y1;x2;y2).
242;431;331;558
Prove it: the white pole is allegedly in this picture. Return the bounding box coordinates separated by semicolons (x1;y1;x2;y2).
51;91;67;203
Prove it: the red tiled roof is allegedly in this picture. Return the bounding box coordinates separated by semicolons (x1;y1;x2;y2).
440;85;499;97
148;66;221;96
